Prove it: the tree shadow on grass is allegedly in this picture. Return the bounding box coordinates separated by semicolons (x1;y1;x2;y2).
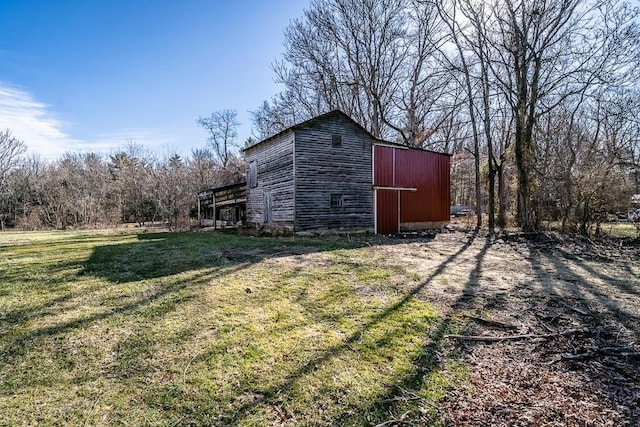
213;231;480;425
555;246;640;297
1;232;395;377
312;232;637;426
82;232;373;283
351;234;491;424
1;229;484;425
1;268;212;363
530;245;640;340
2;232;370;333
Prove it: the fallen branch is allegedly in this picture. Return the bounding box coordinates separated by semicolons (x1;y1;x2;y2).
587;345;637;354
380;396;422;403
549;295;590;315
560;353;593;362
560;346;640;362
463;314;519;330
539;321;555;333
561;352;640;361
566;305;589;316
380;388;438;408
445;328;587;343
374;411;411;427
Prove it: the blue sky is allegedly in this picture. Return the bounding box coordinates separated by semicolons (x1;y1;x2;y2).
0;0;308;160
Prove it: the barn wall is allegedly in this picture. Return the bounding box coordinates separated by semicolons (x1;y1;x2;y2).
373;145;450;227
376;189;399;234
374;146;394;186
244;131;295;229
294;114;374;231
396;149;450;223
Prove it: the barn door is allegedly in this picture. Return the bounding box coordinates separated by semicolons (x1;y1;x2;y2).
263;190;272;225
375;190;399;234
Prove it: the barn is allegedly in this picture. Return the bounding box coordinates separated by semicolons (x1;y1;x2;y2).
243;110;450;234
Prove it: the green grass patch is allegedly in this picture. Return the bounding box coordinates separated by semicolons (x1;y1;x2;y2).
599;222;640;238
0;230;460;425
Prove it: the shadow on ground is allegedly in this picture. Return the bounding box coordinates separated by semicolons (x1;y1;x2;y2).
415;233;640;425
221;232;639;425
215;231;480;425
82;232;366;283
3;230;637;425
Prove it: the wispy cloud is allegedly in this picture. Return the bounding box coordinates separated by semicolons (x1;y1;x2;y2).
0;83;83;159
0;83;173;160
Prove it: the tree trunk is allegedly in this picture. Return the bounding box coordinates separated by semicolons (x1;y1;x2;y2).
436;2;482;230
474;141;482;230
515;119;533;231
497;162;506;228
487;166;496;233
579;199;590;235
561;170;573;232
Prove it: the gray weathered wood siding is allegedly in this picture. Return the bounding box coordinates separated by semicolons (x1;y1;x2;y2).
244;131;295;229
294;114;374;231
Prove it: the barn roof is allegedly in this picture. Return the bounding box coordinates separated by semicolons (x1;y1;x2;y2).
197;181;247;198
243;110;365;152
244;109;450;156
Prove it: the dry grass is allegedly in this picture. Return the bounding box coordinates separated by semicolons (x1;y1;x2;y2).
376;230;640;425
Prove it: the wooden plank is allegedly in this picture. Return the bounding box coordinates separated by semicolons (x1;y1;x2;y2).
244;131;295;228
373;186;417;192
294;114;374;231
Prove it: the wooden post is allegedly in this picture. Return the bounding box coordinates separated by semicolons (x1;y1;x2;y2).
212;193;216;230
197;195;201;227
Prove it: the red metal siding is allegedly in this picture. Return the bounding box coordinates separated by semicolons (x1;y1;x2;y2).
396;149;450;222
373;145;450;227
376;190;399;234
373;146;394;186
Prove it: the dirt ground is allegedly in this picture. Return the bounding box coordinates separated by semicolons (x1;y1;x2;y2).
365;229;640;426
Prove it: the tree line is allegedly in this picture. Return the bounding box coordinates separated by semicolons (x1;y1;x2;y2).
2;0;639;233
253;0;640;233
0;132;244;231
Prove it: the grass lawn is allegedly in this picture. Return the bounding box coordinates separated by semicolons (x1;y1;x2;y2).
598;221;640;238
0;230;459;426
540;220;640;239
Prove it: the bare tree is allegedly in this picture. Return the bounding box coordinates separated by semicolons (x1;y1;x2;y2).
154;154;192;230
489;0;640;230
0;130;25;178
190;148;218;191
429;0;640;232
197;110;240;167
257;0;414;140
1;155;44;229
0;129;26;230
436;1;483;229
109;142;157;226
388;0;455;147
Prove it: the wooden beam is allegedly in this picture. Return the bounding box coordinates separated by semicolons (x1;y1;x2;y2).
197;196;201;227
373;141;410;150
373;186;417;192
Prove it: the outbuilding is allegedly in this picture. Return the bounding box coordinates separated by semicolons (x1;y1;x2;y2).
243;110;450;234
